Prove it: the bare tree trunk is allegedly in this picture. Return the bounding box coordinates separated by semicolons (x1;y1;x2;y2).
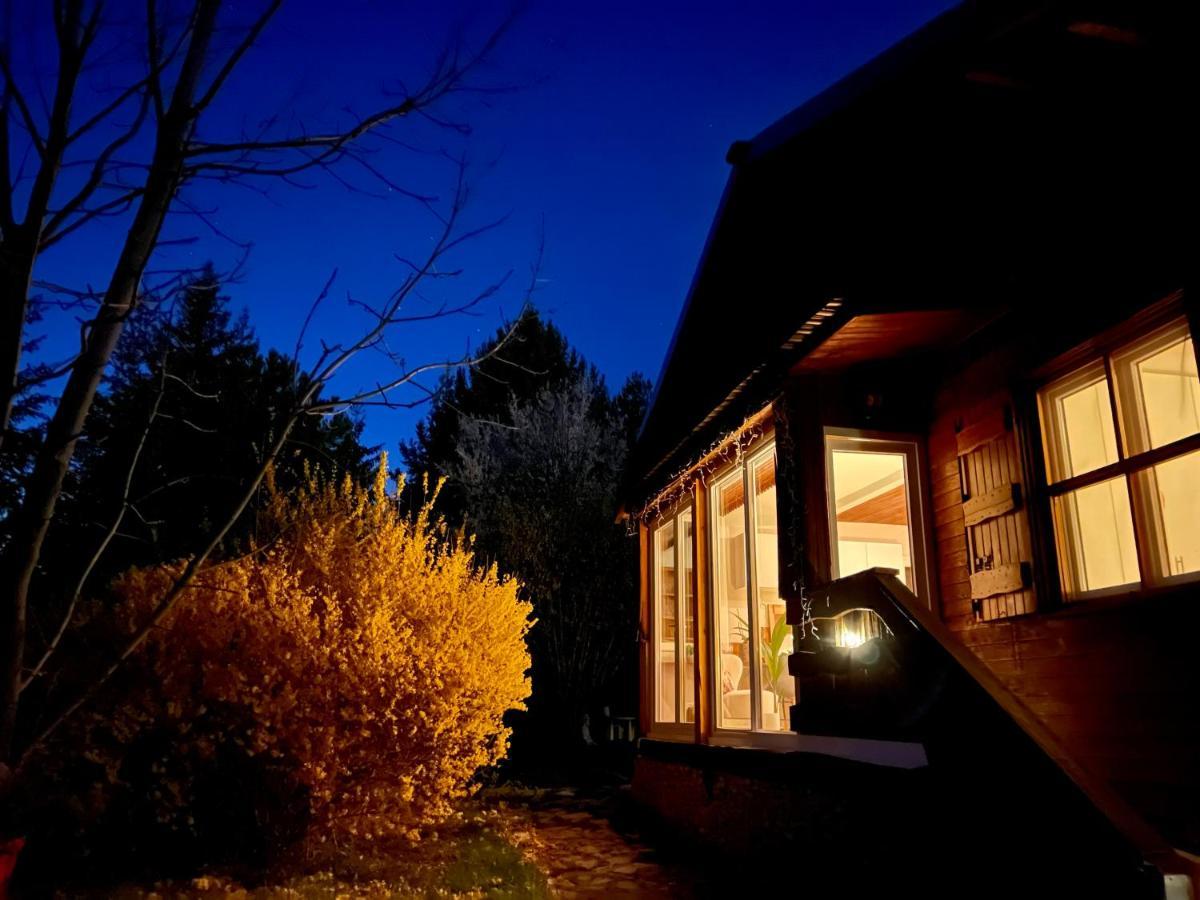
0;237;35;445
0;0;88;448
0;0;514;770
0;0;218;763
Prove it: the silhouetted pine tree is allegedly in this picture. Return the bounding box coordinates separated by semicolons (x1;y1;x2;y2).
43;266;377;594
404;306;651;756
400;307;650;524
0;306;55;542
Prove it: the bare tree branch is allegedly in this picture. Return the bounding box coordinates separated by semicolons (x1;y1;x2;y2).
66;14;191;144
155;411;218;433
292;268;337;377
179;10;518;197
0;0;525;780
162;370;217;399
41;90;153;243
38;186;147;249
0;51;46;158
0;0;224;761
22;200;535;759
0;92;13;231
19;356;171;692
188;0;283;115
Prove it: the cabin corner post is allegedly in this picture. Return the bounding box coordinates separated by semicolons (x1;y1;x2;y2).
772;393;801;609
637;520;652;738
775;379;831;734
778;375;832;617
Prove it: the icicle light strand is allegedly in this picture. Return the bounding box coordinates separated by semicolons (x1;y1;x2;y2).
628;414;768;531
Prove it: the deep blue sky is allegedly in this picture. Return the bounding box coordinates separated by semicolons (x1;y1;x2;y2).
30;0;955;459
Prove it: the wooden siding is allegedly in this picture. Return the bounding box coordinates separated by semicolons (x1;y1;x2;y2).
930;349;1200;851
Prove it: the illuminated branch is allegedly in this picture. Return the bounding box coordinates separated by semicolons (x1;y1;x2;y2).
20;173;534;761
0;0;523;778
19;357;170;693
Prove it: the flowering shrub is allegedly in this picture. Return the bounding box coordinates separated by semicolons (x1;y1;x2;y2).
105;457;532;843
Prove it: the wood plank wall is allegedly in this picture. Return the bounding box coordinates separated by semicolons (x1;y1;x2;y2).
930;412;972;628
929;347;1200;851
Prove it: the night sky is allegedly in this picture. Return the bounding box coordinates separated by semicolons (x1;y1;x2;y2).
30;0;955;458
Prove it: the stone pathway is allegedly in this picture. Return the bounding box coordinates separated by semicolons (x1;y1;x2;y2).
500;789;694;898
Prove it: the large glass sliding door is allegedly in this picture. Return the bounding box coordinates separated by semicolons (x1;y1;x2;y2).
711;440;791;734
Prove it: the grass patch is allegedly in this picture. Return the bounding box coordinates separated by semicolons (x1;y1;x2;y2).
440;831;550;899
87;803;550;898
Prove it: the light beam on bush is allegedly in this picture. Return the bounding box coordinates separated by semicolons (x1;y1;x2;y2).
111;454;532;841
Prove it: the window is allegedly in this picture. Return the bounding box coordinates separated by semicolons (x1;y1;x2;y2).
652;507;695;727
825;432;932;601
1038;317;1200;598
711;439;792;733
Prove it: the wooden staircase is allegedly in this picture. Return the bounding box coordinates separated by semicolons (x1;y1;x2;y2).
788;568;1198;898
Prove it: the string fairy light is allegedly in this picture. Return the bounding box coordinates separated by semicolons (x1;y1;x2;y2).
628;409;770;531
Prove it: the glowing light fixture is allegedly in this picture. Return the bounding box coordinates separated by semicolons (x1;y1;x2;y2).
811;608;890;650
839;629;865;649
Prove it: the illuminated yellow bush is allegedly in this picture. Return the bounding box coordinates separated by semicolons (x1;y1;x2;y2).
110;457;532;840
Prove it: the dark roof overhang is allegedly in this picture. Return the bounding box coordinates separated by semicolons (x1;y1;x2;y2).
620;0;1188;515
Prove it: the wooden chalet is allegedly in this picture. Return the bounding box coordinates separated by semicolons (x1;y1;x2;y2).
619;0;1196;894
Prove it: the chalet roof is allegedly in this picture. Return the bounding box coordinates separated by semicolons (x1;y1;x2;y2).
620;0;1187;513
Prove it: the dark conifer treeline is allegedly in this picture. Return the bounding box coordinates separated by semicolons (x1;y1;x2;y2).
6;267;377;618
402;309;651;761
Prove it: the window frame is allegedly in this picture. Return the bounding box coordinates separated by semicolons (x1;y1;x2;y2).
705;436;797;745
647;500;695;741
1035;313;1200;601
823;428;937;608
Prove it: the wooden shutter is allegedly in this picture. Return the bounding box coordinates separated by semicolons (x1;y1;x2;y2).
955;395;1036;621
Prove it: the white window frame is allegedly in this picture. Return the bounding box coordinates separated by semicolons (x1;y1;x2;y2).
706;438;798;747
648;502;695;741
640;425;929;765
823;428;936;607
1037;315;1200;600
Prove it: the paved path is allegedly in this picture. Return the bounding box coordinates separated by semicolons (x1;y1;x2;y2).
500;789;695;898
